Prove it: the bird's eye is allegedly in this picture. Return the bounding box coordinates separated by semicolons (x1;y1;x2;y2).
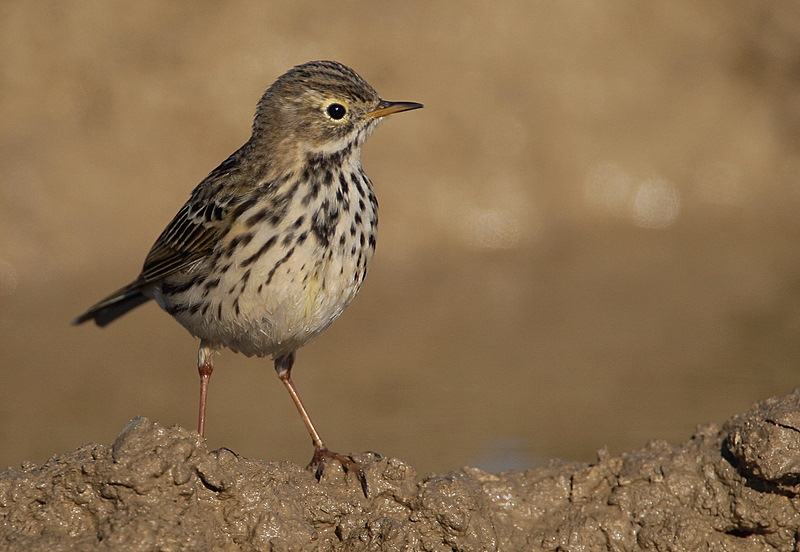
326;103;347;120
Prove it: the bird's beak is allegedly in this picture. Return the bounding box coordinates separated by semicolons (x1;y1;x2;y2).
367;100;424;119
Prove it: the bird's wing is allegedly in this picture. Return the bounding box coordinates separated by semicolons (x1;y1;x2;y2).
139;203;222;282
140;153;259;283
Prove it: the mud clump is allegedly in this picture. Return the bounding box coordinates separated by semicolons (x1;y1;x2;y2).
3;391;800;551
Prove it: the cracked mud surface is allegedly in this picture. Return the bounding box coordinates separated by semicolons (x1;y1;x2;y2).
4;390;800;551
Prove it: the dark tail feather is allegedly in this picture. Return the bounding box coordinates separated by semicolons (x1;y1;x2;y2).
73;282;153;327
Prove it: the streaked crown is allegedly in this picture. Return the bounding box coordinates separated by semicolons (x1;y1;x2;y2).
252;61;377;151
252;61;422;157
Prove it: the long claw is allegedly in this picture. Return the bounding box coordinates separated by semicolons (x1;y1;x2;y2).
309;447;369;498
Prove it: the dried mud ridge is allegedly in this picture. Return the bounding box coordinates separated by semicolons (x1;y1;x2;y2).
3;391;800;551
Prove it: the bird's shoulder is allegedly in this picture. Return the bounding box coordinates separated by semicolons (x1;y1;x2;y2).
139;144;270;282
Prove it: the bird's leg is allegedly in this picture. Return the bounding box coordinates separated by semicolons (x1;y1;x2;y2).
197;340;215;437
274;352;369;496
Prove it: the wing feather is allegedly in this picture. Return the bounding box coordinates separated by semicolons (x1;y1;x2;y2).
139;149;261;283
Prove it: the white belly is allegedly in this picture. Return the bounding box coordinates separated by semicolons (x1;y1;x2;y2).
154;169;377;358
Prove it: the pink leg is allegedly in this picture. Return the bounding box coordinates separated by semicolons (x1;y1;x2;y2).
197;341;214;436
274;351;369;497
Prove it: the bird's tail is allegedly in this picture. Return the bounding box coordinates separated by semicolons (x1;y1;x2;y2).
73;281;152;327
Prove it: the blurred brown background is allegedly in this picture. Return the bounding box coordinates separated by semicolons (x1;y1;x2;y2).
2;2;800;475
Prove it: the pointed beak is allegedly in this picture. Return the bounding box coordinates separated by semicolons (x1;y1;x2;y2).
366;100;424;119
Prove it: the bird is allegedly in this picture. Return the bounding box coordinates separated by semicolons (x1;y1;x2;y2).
73;60;422;495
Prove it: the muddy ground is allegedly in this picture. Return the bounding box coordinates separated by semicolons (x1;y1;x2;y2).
3;389;800;551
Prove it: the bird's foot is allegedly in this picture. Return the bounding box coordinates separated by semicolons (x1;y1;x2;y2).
308;446;370;497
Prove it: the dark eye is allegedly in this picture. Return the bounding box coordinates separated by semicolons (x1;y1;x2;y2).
326;103;347;120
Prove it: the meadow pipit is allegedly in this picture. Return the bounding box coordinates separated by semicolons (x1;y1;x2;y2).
74;60;422;494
